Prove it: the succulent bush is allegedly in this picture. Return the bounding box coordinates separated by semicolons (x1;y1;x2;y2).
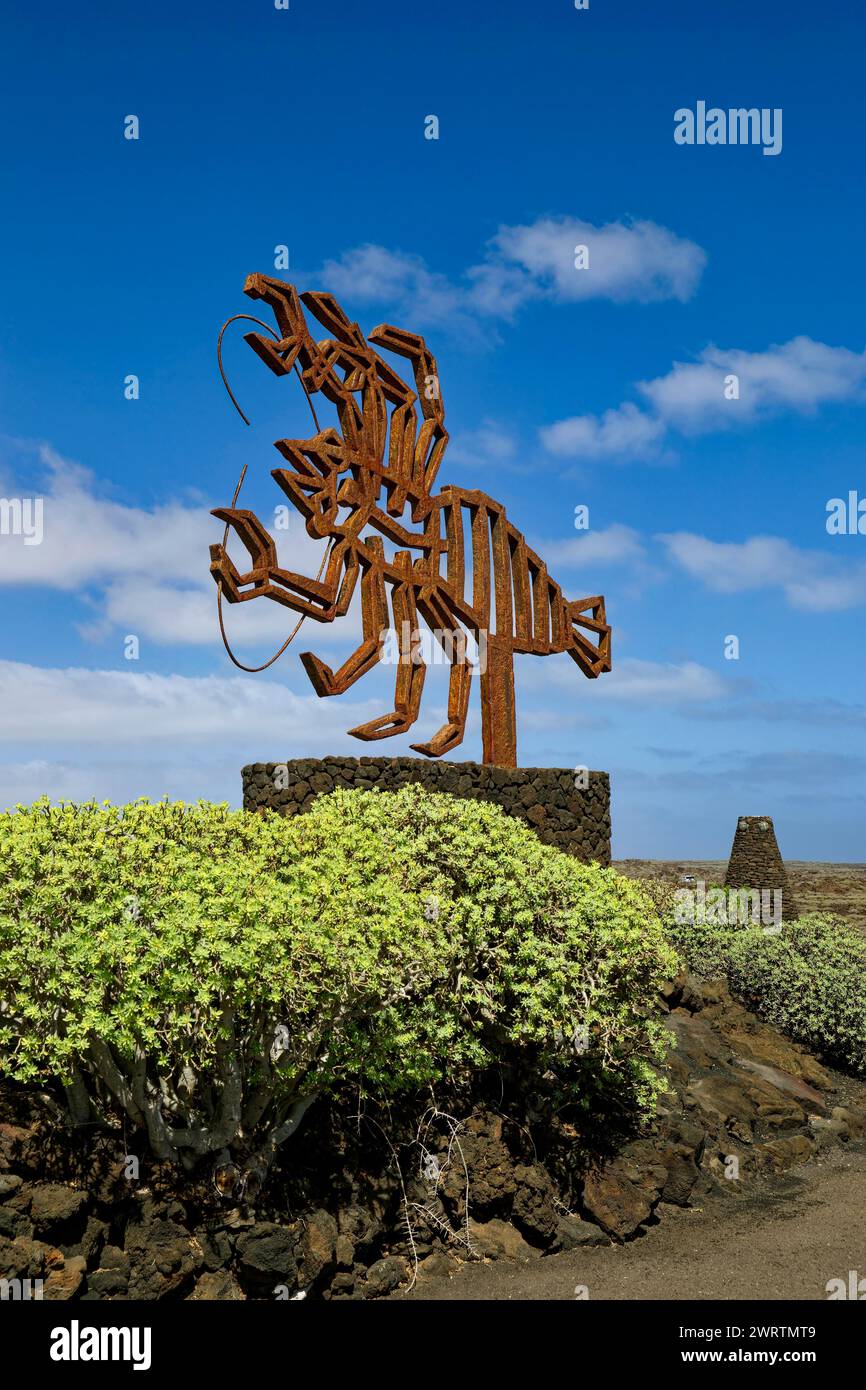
663;883;743;980
667;899;866;1076
725;914;866;1076
0;788;676;1174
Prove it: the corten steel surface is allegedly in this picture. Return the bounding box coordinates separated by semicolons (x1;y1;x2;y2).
210;275;611;766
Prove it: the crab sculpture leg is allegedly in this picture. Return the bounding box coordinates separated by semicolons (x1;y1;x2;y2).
285;543;424;748
346;549;427;740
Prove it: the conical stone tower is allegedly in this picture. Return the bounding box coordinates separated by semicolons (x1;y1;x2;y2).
724;816;798;921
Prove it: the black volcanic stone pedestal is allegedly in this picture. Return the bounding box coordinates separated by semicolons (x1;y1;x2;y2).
242;757;611;865
724;815;798;920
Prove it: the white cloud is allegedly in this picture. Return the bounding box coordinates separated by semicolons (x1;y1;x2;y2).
659;531;866;612
598;658;729;703
318;244;478;337
471;216;706;312
0;757;246;810
538;524;647;568
84;579;219;645
88;573;361;649
540;402;666;461
0;447;210;590
0;660;381;744
0;444;359;648
541;336;866;461
314;216;706;336
521;655;728;703
639;336;866;433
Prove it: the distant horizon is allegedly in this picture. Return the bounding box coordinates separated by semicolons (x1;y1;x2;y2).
614;856;866;868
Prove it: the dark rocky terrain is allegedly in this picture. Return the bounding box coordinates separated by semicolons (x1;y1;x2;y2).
403;1147;866;1300
2;968;864;1300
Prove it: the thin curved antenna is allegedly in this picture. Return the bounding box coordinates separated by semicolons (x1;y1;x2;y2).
214;312;330;672
217;312;322;432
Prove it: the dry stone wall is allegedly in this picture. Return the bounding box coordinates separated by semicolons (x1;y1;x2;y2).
242;756;611;865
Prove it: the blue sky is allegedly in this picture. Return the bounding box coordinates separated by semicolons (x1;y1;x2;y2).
1;0;864;858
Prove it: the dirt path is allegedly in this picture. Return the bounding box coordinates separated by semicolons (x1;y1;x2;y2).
400;1148;866;1301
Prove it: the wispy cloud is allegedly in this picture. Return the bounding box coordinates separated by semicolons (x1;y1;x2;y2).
0;660;380;744
639;337;866;433
540;403;666;462
686;696;866;727
737;750;866;786
598;658;729;703
318;244;480;338
541;336;866;461
0;446;209;590
537;523;648;569
467;216;707;313
521;655;729;704
0;756;249;811
659;531;866;611
445;418;525;471
315;215;706;338
0;444;359;648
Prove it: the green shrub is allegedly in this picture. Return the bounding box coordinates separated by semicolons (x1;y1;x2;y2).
0;788;676;1171
726;914;866;1076
664;885;745;979
665;896;866;1076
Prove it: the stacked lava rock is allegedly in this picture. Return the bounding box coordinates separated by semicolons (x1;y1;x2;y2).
724;816;798;920
242;756;611;866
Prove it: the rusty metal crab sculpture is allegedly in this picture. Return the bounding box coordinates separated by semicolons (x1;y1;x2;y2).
210;275;611;766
